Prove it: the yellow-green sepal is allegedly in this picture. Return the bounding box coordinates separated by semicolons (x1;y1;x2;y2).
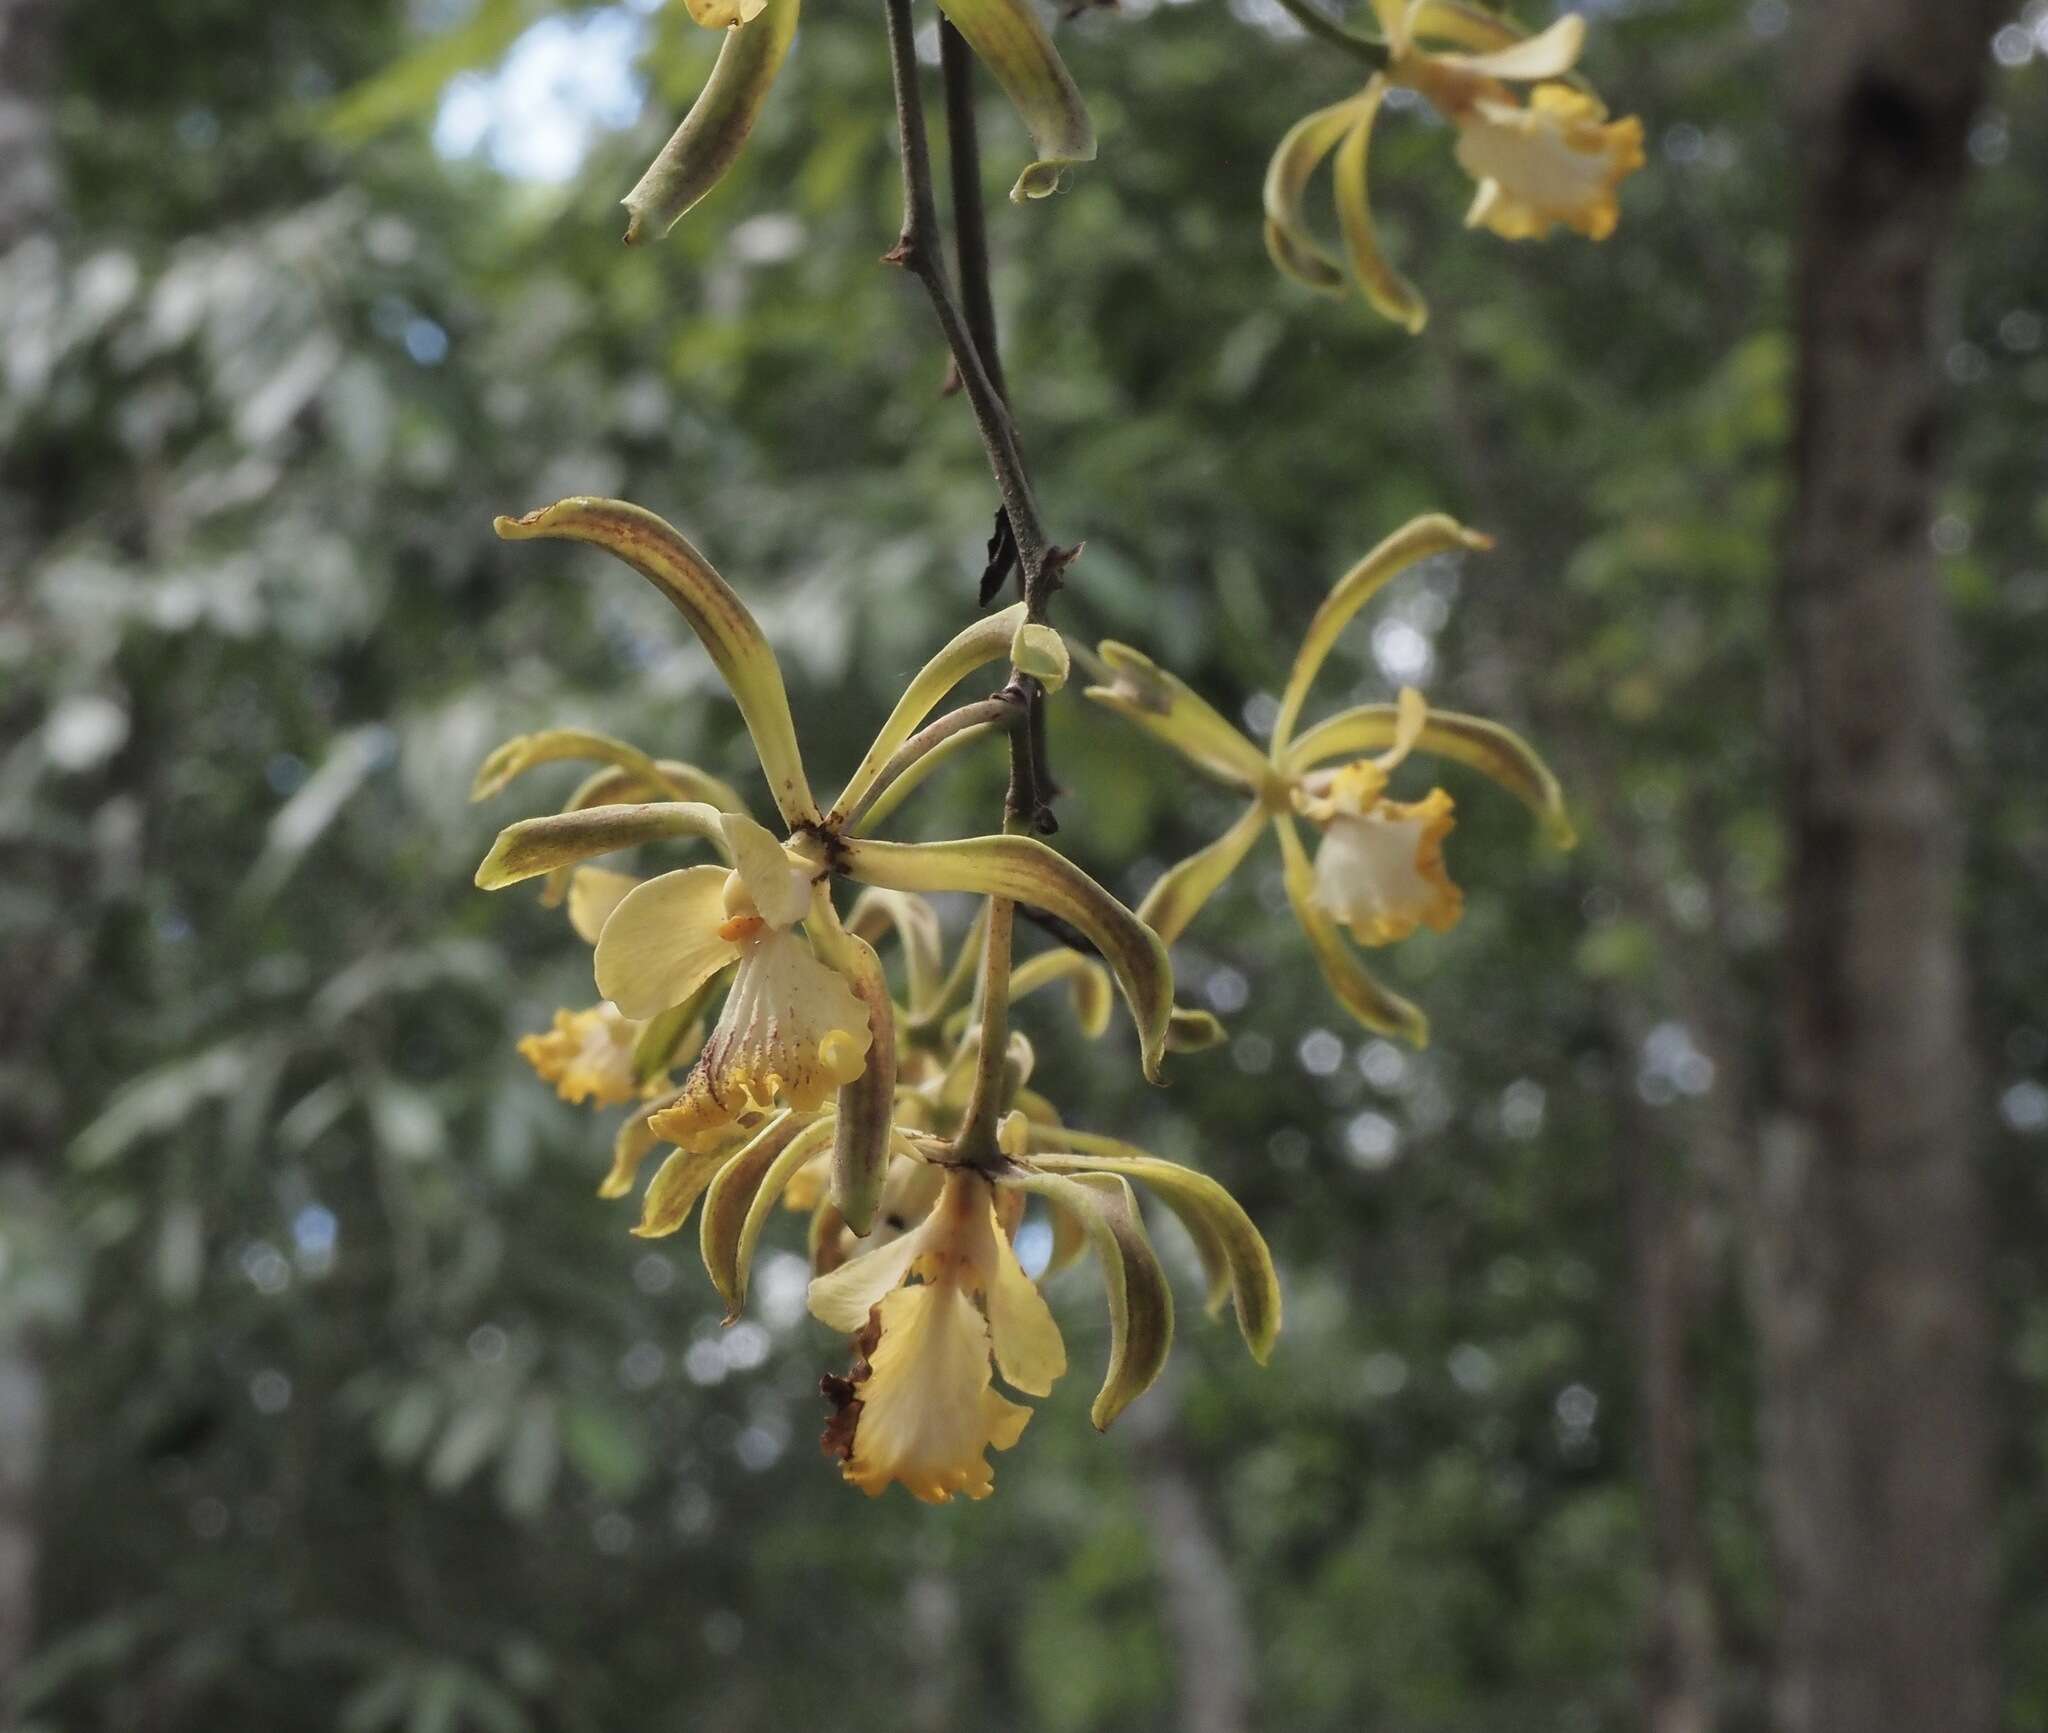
1275;817;1429;1045
471;729;662;803
1137;802;1269;946
1030;1134;1281;1363
699;1114;832;1319
474;800;728;890
1284;703;1576;848
1003;1168;1172;1429
1263;94;1374;294
494;498;817;827
620;0;801;243
841;834;1174;1082
1010;622;1070;692
631;1139;735;1236
1271;515;1493;753
602;1087;683;1201
808;902;895;1237
1165;1006;1228;1052
630;971;723;1085
1007;948;1112;1039
932;0;1095;201
1084;641;1275;794
833;603;1025;823
1332;80;1428;334
845;888;946;1015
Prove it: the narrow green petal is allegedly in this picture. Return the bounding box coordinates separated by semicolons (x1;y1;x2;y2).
471;729;662;803
812;918;896;1237
1332;87;1428;334
1165;1007;1228;1052
1262;93;1374;294
632;1140;734;1236
845;888;946;1014
833;603;1026;824
538;761;745;909
932;0;1095;201
474;800;728;891
495;498;817;827
1271;515;1492;754
695;1111;809;1308
841;835;1174;1082
1010;622;1070;692
603;1088;682;1200
1283;703;1576;847
1403;0;1529;54
1083;641;1275;794
1136;803;1269;946
631;989;714;1086
1432;12;1584;79
1002;1169;1173;1429
1029;1135;1282;1364
620;0;801;243
1275;817;1429;1045
720;1117;837;1320
1007;948;1112;1039
849;721;1002;837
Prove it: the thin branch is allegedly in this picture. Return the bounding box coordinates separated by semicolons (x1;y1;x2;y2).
880;0;1054;617
1268;0;1389;65
939;19;1006;403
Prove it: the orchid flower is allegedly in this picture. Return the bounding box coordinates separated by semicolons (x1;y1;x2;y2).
1086;514;1575;1045
621;0;1095;244
1264;3;1645;330
475;497;1173;1233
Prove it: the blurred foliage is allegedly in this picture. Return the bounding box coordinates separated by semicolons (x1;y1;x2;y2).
4;0;2046;1728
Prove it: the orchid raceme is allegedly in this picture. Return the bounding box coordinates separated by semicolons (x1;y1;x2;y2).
621;0;1095;241
1085;513;1575;1046
1263;2;1645;329
477;497;1175;1235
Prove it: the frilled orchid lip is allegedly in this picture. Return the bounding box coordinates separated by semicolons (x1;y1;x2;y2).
646;925;872;1153
810;1169;1065;1504
1453;87;1647;243
517;1003;644;1108
1303;775;1463;949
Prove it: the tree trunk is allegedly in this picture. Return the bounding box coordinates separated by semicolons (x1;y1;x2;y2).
0;0;61;1710
1125;1386;1256;1733
1765;4;1997;1731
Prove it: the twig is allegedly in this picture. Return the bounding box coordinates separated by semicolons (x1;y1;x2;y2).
939;19;1006;405
1268;0;1389;65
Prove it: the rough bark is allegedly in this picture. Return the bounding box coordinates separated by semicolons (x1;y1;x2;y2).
1766;4;1997;1731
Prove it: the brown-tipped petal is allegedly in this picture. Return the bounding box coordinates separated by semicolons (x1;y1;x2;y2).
1004;1169;1172;1430
1276;817;1430;1046
841;835;1174;1082
474;800;728;891
1030;1135;1282;1364
1284;703;1576;848
1270;515;1493;755
833;603;1025;823
1137;803;1269;947
931;0;1095;201
495;498;816;827
619;0;800;242
1083;641;1275;794
1332;89;1429;334
1262;92;1376;295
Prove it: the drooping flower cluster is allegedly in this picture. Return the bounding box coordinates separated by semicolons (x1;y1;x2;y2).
471;0;1615;1506
1263;3;1645;330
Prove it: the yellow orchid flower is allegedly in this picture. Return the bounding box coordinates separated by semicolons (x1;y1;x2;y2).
621;0;1095;244
1086;513;1575;1045
477;496;1175;1232
808;1112;1281;1504
1264;3;1645;330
